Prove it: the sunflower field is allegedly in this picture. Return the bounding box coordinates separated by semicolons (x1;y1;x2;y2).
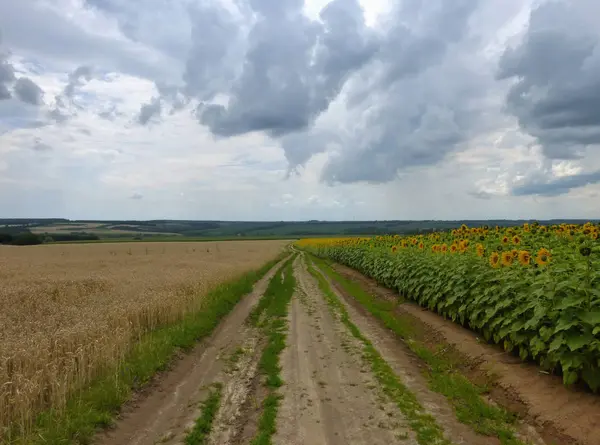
297;222;600;391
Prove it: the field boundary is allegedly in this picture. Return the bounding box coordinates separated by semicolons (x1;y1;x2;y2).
6;254;289;445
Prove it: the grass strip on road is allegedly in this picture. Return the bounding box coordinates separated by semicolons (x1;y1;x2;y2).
304;255;452;445
310;255;527;445
184;383;223;445
251;256;296;445
9;255;286;445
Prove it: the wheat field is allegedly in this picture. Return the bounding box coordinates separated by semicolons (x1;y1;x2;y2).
0;240;286;438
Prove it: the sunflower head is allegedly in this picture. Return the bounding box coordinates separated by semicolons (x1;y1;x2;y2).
518;250;531;266
489;251;500;268
512;235;521;245
392;245;398;253
476;243;485;257
511;249;519;259
502;251;514;267
450;244;458;253
502;236;509;244
536;248;551;266
441;244;448;252
418;242;424;249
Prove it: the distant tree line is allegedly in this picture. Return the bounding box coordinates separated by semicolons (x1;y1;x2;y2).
0;231;100;245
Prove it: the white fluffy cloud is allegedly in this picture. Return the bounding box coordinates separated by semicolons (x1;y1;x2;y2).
1;0;600;220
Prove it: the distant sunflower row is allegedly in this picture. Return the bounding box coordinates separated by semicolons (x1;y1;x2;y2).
488;248;550;268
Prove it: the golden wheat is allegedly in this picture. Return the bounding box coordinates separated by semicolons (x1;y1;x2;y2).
0;240;286;438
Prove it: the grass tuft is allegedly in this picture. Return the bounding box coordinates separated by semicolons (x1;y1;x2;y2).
184;383;223;445
251;256;296;445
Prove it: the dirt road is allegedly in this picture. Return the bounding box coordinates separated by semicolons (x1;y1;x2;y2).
93;253;554;445
274;256;416;445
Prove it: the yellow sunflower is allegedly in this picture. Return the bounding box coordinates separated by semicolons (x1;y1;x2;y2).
512;235;521;245
536;248;551;266
501;251;514;267
476;243;485;257
441;244;448;253
502;236;509;244
518;250;531;266
511;249;519;259
418;242;424;249
450;244;458;253
391;245;398;253
489;251;501;268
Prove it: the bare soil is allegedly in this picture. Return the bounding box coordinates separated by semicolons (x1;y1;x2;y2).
333;263;600;445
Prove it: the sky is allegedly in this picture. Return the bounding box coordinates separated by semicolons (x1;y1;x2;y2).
1;0;600;221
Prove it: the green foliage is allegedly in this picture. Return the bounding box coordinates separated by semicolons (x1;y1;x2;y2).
10;233;43;245
184;383;223;445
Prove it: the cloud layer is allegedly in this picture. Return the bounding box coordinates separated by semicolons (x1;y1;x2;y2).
1;0;600;219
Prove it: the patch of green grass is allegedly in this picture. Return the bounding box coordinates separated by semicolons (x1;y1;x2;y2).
184;383;223;445
9;256;286;445
304;256;451;445
251;256;296;445
310;255;526;445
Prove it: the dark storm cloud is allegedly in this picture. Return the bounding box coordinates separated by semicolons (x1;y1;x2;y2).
138;98;161;124
178;0;486;183
319;0;484;183
182;2;241;101
64;65;93;97
1;31;15;100
13;77;44;105
0;83;10;100
512;170;600;197
498;0;600;160
194;0;378;137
